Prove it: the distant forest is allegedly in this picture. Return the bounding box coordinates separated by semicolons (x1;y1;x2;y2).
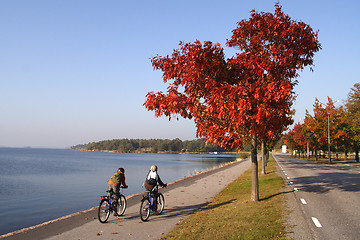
71;138;252;153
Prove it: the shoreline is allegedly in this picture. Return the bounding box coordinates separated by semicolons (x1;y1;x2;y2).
1;158;246;239
74;149;244;155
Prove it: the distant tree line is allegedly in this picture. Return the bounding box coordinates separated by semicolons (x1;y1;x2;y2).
283;83;360;162
70;138;249;153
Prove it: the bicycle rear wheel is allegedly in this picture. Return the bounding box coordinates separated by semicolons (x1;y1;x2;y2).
116;194;127;216
98;199;111;223
140;199;151;221
156;193;165;214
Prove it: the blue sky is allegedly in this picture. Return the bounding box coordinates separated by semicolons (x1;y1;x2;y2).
1;0;359;148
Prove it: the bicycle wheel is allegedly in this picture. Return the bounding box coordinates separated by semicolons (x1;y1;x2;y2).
140;199;151;221
116;194;127;216
156;193;165;214
98;199;111;223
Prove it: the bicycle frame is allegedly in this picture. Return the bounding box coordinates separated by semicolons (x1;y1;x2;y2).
141;185;158;208
140;184;165;221
100;191;113;211
98;187;127;223
100;187;125;210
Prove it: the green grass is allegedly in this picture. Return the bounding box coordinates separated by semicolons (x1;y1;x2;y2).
162;155;290;240
298;155;359;165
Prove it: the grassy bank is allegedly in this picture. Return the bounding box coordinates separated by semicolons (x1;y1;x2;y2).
162;154;289;240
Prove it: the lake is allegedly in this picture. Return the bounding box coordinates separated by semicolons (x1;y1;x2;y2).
0;147;241;235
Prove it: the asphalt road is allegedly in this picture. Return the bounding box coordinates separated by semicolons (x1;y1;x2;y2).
273;153;360;240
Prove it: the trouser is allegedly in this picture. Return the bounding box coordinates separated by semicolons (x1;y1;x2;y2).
150;190;158;209
144;182;158;210
108;184;120;207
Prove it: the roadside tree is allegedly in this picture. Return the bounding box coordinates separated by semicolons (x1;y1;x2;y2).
303;97;346;161
303;110;321;160
345;83;360;162
293;123;307;156
283;129;295;156
283;123;306;157
144;4;320;201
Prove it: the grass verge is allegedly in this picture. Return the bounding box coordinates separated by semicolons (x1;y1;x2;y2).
162;154;289;240
294;155;359;165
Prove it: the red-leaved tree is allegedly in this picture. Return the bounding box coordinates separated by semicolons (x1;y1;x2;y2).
144;4;320;201
304;97;348;162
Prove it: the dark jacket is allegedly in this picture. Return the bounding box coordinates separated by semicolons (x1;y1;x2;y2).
108;170;128;188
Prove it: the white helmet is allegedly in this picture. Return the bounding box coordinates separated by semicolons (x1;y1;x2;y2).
150;165;158;172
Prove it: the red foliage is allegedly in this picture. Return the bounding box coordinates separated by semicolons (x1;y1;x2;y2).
293;123;307;150
144;4;320;151
304;97;349;151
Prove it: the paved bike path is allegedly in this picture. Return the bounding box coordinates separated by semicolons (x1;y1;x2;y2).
2;158;251;240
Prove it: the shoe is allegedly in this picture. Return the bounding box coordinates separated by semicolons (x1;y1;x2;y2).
113;211;118;216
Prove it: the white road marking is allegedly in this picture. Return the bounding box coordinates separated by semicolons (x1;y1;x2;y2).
300;198;307;204
312;217;322;227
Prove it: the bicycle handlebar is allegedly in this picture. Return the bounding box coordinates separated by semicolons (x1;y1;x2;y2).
156;183;167;188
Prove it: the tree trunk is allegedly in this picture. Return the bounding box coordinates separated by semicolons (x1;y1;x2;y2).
251;135;259;202
356;150;359;163
315;150;318;161
307;141;310;159
261;140;266;174
336;145;339;160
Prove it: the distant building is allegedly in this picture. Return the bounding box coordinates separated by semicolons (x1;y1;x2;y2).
282;145;287;153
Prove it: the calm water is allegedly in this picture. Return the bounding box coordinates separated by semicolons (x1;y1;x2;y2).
0;147;240;235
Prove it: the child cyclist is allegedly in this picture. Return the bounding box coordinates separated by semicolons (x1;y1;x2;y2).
144;165;167;213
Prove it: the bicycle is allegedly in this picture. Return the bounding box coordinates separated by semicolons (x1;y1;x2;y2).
98;187;127;223
139;185;166;221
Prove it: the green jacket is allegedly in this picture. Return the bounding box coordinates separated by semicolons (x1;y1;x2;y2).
108;170;127;187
